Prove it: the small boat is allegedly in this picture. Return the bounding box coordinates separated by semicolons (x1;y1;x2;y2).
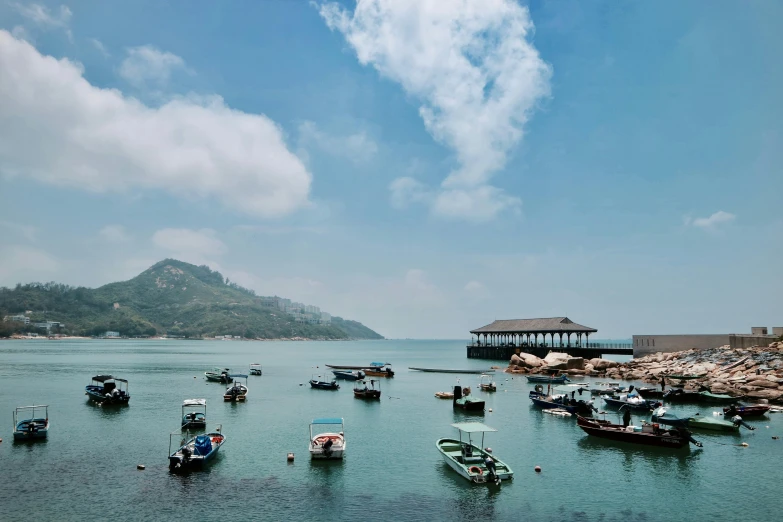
479;374;497;392
310;376;339;390
665;374;706;380
603;388;661;411
543;408;572;417
332;370;365;381
13;405;49;441
353;379;381;400
529;385;595;415
651;407;690;428
205;368;232;383
526;374;570;384
181;399;207;429
663;389;702;402
723;404;770;417
223;375;248;402
85;375;130;405
409;367;495;375
435;391;454;399
249;363;263;376
363;362;395;378
687;414;743;432
698;391;740;404
635;387;665;399
453;385;485;412
309;418;345;459
436;422;513;484
576;415;701;449
169;425;225;472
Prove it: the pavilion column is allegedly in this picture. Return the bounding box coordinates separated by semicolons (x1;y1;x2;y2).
585;333;589;348
559;333;563;348
567;333;571;347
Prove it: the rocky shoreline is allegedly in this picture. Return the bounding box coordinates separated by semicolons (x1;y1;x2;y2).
506;341;783;403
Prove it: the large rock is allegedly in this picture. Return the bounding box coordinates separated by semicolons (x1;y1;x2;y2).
544;352;569;365
590;359;618;371
746;389;783;401
746;379;779;389
513;352;545;368
567;357;585;370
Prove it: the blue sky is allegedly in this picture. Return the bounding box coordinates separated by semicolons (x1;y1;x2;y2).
0;0;781;339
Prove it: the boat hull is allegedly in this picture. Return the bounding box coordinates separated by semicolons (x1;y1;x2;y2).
85;387;130;405
603;396;660;411
353;390;381;400
310;380;339;390
436;438;513;483
576;416;691;449
169;432;225;472
332;370;364;381
410;367;494;374
309;433;345;460
688;417;739;432
205;373;232;383
699;392;739;404
13;419;49;441
723;405;770;417
526;375;570;384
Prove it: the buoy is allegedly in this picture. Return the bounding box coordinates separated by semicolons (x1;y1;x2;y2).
485;447;492;453
534;466;541;473
287;452;295;461
488;408;493;412
299;383;303;386
772;436;779;440
137;464;145;470
741;442;749;447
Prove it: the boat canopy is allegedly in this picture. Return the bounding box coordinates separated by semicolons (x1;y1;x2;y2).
183;399;207;407
312;417;344;425
451;422;497;433
370;362;389;367
91;375;115;382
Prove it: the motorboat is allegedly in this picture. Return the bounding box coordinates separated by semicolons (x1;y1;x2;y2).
13;405;49;441
526;374;570;384
453;385;485;412
181;399;207;429
309;418;345;460
652;407;752;432
576;415;701;449
249;364;263;376
479;374;497;392
310;375;339;390
223;375;248;402
436;422;513;484
603;387;661;411
723;404;770;417
529;385;595;415
363;363;395;378
698;391;739;404
435;391;454;399
332;370;365;381
353;379;381;400
169;425;225;472
85;375;130;405
663;389;701;402
410;367;495;374
205;368;233;383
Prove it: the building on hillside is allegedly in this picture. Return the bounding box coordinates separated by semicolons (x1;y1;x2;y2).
33;321;64;332
103;331;120;338
320;312;331;324
4;314;30;325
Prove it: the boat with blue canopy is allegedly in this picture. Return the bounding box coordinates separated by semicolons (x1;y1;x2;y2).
309;418;345;459
169;424;225;472
13;405;49;441
436;422;513;485
85;375;130;405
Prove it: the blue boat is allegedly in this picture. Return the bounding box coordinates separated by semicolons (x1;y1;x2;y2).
13;405;49;441
310;375;340;390
85;375;130;405
169;425;225;472
526;374;570;384
332;370;365;381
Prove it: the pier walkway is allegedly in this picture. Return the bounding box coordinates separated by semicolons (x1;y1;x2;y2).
466;342;633;361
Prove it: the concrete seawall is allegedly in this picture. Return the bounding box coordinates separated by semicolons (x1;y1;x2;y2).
633;334;779;358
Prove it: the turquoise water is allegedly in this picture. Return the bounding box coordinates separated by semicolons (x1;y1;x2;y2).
0;339;780;521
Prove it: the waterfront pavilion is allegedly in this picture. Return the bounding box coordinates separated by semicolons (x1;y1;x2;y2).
470;317;597;349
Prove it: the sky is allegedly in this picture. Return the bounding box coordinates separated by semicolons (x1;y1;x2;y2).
0;0;781;339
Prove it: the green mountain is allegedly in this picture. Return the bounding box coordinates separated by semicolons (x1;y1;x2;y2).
0;259;384;340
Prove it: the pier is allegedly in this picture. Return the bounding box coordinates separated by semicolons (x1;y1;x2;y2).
467;317;632;360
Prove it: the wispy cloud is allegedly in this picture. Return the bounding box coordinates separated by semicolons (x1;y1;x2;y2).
318;0;550;221
686;210;736;230
151;228;225;268
89;37;109;57
10;3;72;41
119;45;192;89
0;220;37;242
298;120;378;165
98;225;130;243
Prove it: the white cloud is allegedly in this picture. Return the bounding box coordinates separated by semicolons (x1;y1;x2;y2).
89;38;109;57
152;228;226;261
119;45;190;88
0;220;37;242
432;186;521;222
298;120;378;164
0;31;311;218
10;3;72;41
388;177;431;209
464;280;490;299
98;225;130;243
319;0;550;220
0;245;60;285
690;210;736;229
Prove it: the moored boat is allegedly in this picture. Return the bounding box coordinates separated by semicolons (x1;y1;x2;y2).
249;364;263;376
435;391;454;399
353;379;381;400
223;375;248;402
309;418;345;460
687;414;743;432
13;405;49;441
169;425;225;472
479;374;497;392
663;389;702;402
526;374;570;384
436;422;513;484
529;385;595;415
205;368;232;383
698;391;740;404
576;415;701;449
453;385;485;412
409;367;495;375
723;404;770;417
85;375;130;405
332;370;365;381
363;363;395;377
603;388;661;411
310;376;339;390
181;399;207;429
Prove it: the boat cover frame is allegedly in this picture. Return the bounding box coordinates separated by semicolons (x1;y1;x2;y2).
451;422;497;433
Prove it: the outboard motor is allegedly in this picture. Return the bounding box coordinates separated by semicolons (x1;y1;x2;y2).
323;438;334;458
731;415;755;431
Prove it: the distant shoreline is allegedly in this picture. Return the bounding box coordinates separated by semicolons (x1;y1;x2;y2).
0;335;380;342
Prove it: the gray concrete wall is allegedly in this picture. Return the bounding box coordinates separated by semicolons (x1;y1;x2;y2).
633;335;729;358
773;327;783;337
751;327;769;335
729;334;779;349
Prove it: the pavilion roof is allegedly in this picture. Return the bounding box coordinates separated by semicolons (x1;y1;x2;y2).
470;317;597;334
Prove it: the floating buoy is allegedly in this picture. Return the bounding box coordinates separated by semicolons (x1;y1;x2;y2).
534;466;541;473
137;464;145;470
0;438;3;443
485;447;492;453
194;376;197;378
299;383;303;386
287;452;295;461
772;436;779;440
488;408;493;413
740;442;749;447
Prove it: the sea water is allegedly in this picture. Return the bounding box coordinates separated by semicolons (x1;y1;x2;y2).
0;339;780;521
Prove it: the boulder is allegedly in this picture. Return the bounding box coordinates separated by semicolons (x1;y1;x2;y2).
746;379;779;389
591;359;618;371
566;357;585;370
746;389;783;401
546;363;567;371
510;354;523;367
544;352;570;365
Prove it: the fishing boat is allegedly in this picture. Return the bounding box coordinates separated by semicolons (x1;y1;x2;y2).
310;376;339;390
326;362;388;370
723;404;771;417
409;367;495;375
332;370;365;381
576;415;701;449
168;425;225;472
205;368;232;383
13;405;49;441
698;391;739;404
453;385;485;412
363;363;395;378
526;374;570;384
436;422;513;485
652;407;753;432
663;389;702;402
529;385;595;415
223;375;248;402
85;375;131;405
603;388;661;411
353;379;381;400
435;391;454;399
651;407;690;428
309;418;345;460
249;363;263;376
479;374;497;392
181;399;207;429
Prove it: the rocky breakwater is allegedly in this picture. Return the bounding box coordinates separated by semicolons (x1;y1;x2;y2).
506;351;611;375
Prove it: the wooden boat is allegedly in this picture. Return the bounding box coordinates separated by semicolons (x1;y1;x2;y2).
205;368;232;383
353;379;381;400
223;375;248;402
576;415;701;448
479;374;497;392
529;385;595;415
698;391;739;404
435;391;454;399
249;363;263;376
310;376;339;390
723;404;770;417
13;405;49;441
169;425;225;472
436;422;513;484
332;370;365;381
85;375;130;405
453;386;485;412
409;367;495;375
363;363;395;377
663;389;702;402
526;374;570;384
181;399;207;429
309;418;345;460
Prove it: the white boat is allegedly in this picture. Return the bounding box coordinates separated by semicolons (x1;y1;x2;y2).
436;422;513;484
181;399;207;429
309;417;345;460
13;405;49;441
223;375;248;402
249;363;262;376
